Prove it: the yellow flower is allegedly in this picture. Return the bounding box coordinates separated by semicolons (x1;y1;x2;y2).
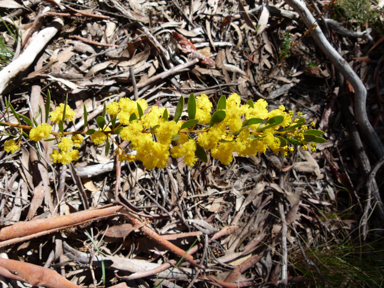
142;106;165;128
71;134;84;147
107;102;119;115
195;94;212;124
155;120;179;145
91;131;107;145
4;139;20;153
50;104;76;123
29;123;52;142
58;137;73;152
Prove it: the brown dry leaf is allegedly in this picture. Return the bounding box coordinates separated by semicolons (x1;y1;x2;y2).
27;183;45;220
223;63;246;76
118;46;150;67
82;179;99;192
105;223;136;238
236;0;256;31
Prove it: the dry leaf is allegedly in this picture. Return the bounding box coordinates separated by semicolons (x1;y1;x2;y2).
257;6;270;35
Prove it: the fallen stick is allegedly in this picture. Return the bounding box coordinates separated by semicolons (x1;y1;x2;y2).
0;18;63;95
0;205;121;241
0;258;80;288
285;0;384;160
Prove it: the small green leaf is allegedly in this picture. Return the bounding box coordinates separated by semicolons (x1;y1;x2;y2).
86;129;96;135
111;116;117;129
257;116;284;131
18;114;33;127
242;118;263;127
83;105;88;130
230;127;245;135
217;95;226;110
137;103;143;118
105;138;110;155
59;121;64;135
304;129;325;136
45;90;51;123
195;143;208;162
163;109;169;121
96;116;106;129
247;99;254;108
209;111;226;128
314;137;326;143
277;136;287;147
282;118;306;132
44;138;56;142
115;127;123;135
287;137;301;146
303;134;317;142
188;93;196;119
248;135;264;140
181;119;198;130
130;113;137;122
172;134;181;141
102;103;107;118
219;139;234;143
174;96;184;123
8;102;20;124
62;94;68;123
151;125;160;132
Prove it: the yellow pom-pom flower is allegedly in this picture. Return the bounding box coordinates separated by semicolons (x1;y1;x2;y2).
71;134;84;147
29;123;52;142
4;139;20;153
50;104;76;123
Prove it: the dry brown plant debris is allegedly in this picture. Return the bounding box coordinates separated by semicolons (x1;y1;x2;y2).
0;0;383;287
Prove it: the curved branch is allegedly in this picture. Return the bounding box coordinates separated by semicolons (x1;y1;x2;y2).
285;0;384;159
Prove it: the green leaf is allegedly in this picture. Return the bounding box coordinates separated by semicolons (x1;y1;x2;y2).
115;127;123;135
174;96;184;123
130;113;137;122
181;119;198;130
219;139;234;143
242;118;263;127
172;134;181;141
195;143;208;162
96;116;106;129
32;106;42;127
303;134;317;142
105;138;110;155
277;136;287;147
248;135;264;140
18;114;33;127
102;103;107;118
44;138;56;142
111;116;117;129
83;105;88;130
247;99;254;108
8;102;20;124
163;109;169;121
45;90;51;123
217;95;226;110
137;103;143;118
59;121;64;135
62;94;68;123
282;118;306;132
209;111;226;128
257;116;284;131
287;137;301;146
304;129;325;136
86;129;96;135
314;137;326;143
151;125;160;132
188;93;196;119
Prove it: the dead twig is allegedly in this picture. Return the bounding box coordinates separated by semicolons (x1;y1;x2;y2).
0;258;80;288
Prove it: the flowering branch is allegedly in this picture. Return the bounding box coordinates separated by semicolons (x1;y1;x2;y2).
1;93;324;169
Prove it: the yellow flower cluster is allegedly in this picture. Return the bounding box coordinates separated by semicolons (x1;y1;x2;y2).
50;103;76;123
3;93;322;170
50;136;81;165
